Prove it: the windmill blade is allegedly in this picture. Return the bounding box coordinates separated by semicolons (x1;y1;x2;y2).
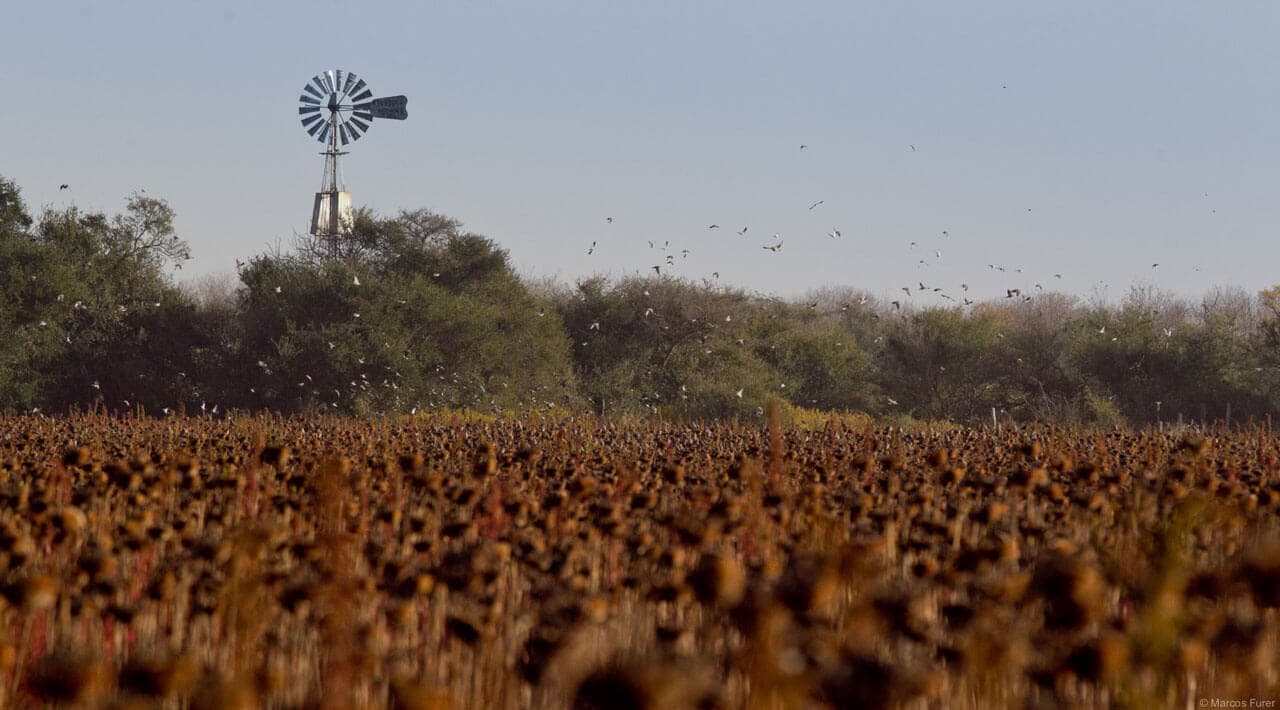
347;117;366;139
317;121;331;144
333;70;345;96
349;83;373;102
339;123;351;146
301;114;323;128
302;84;325;101
311;75;328;96
307;118;325;137
299;93;322;105
323;70;337;93
370;96;408;120
341;72;357;95
353;110;373;122
299;105;322;115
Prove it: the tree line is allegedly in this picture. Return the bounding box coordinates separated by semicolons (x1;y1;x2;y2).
2;176;1277;427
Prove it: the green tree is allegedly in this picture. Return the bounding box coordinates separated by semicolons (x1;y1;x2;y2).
877;306;1004;423
0;180;199;412
236;208;577;414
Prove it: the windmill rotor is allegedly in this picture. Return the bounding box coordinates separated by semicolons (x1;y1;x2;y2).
298;69;405;147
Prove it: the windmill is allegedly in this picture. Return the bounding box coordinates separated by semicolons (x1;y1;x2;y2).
297;69;408;248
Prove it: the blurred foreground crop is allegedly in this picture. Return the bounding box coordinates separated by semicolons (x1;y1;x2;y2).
0;411;1277;708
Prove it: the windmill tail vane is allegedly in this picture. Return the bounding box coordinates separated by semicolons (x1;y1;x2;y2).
298;69;408;247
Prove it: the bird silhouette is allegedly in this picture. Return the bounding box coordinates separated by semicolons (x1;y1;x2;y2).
59;184;69;191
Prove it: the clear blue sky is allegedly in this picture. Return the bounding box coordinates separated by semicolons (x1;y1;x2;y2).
5;2;1280;305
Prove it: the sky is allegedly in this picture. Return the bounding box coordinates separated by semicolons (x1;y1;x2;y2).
4;1;1280;306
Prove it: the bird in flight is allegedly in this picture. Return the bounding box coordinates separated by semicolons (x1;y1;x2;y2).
808;200;825;211
587;241;596;255
59;184;69;191
606;217;613;224
763;241;783;253
651;265;662;275
799;144;808;150
828;228;841;239
737;227;748;236
708;224;719;230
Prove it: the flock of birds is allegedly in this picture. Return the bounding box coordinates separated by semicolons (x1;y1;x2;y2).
580;142;1215;317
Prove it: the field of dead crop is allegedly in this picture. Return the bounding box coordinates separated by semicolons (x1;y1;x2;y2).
0;410;1277;708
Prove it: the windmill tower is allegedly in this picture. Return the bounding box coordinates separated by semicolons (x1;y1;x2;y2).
297;69;408;252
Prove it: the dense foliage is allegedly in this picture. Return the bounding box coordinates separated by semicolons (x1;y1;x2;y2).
1;175;1277;427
